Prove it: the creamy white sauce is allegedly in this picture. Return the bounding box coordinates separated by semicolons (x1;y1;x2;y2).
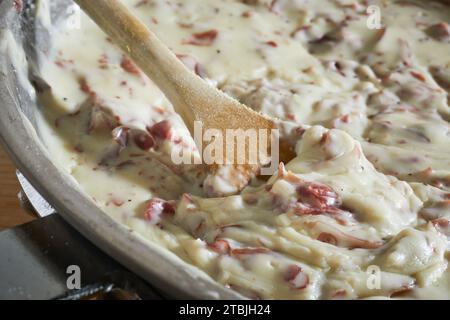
34;0;450;299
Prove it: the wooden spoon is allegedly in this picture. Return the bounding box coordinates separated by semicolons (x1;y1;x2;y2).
74;0;294;194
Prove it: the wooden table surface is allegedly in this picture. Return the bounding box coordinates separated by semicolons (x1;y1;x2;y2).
0;145;35;230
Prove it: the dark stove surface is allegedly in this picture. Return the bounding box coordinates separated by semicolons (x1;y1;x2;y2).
0;214;164;300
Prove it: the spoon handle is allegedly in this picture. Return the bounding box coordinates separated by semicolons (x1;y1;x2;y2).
74;0;274;142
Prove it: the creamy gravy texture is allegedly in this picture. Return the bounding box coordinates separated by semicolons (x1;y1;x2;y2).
37;0;450;299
